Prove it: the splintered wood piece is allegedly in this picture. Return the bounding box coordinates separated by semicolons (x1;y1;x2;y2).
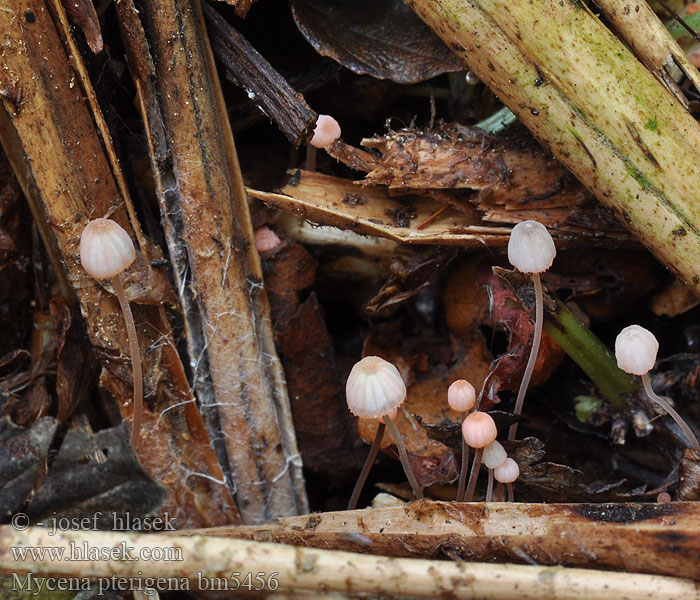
0;0;238;527
200;500;700;580
203;3;317;147
117;0;308;523
248;170;511;246
248;170;631;247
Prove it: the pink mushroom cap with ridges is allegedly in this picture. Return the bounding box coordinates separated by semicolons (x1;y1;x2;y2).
462;411;498;448
80;218;136;280
448;379;476;412
346;356;406;419
494;457;520;483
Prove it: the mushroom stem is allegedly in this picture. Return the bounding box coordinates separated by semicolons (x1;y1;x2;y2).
641;373;699;451
112;275;143;449
305;146;317;171
348;422;386;510
509;272;543;441
507;482;515;502
465;448;483;502
486;468;494;503
384;415;424;500
456;437;469;502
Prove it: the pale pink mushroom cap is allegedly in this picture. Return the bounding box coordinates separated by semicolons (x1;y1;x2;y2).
80;218;135;279
310;114;341;148
494;457;520;483
346;356;406;419
482;440;508;469
507;220;556;273
462;411;498;448
615;325;659;376
447;379;476;412
254;226;282;253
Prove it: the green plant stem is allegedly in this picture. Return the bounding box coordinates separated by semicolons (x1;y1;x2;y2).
474;106;517;134
348;422;385;510
641;373;700;451
543;297;638;410
384;416;424;500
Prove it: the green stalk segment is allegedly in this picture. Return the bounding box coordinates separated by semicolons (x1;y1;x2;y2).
543;298;637;410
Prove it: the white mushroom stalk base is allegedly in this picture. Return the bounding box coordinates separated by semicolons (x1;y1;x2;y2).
384;416;424;500
641;373;699;451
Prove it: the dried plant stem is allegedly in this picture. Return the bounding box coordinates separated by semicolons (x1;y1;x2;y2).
348;422;385;510
486;468;494;502
384;416;423;500
112;276;143;449
406;0;700;297
3;527;698;599
456;437;469;501
465;448;483;502
641;374;700;451
508;272;542;441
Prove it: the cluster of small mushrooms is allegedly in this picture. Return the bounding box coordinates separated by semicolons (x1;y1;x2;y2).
77;115;697;504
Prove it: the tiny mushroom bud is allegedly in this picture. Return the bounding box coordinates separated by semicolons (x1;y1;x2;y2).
615;324;658;376
482;440;508;469
494;457;520;483
507;220;556;274
462;411;498;448
448;379;476;412
507;219;556;441
310;114;341;148
346;356;423;506
80;218;136;279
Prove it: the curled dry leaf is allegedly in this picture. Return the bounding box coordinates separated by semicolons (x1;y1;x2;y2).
291;0;462;83
60;0;103;53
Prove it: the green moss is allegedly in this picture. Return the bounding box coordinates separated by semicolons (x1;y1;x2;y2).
645;118;658;132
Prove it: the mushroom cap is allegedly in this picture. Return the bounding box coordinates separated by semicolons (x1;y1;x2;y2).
310;114;341;148
447;379;476;412
482;440;508;469
615;324;659;376
346;356;406;419
494;457;520;483
462;411;498;448
507;220;556;273
80;218;136;279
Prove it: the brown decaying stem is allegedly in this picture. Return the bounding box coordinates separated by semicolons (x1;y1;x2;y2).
456;437;469;501
641;373;700;451
384;416;424;500
465;448;483;502
112;275;143;449
305;146;317;171
508;272;543;441
486;469;494;503
348;422;386;510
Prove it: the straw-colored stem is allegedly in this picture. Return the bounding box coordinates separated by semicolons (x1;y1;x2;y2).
3;526;699;599
456;437;469;502
348;422;386;510
465;448;483;502
486;469;494;502
509;272;543;441
112;275;143;449
384;416;423;500
641;373;699;451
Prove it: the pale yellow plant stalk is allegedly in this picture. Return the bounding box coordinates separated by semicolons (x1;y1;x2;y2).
406;0;700;295
1;526;698;599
